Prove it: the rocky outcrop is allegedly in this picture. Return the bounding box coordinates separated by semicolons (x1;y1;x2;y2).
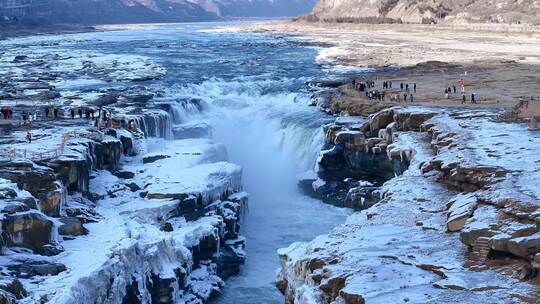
280;107;540;303
2;212;54;253
307;107;435;209
0;161;64;217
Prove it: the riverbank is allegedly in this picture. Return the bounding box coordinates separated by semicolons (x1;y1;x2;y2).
0;26;250;303
225;20;540;303
230;21;540;116
0;23;96;40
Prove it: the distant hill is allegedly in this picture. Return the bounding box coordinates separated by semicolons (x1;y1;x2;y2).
299;0;540;25
0;0;317;25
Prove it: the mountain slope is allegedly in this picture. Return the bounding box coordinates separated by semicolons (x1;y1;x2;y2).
0;0;317;24
300;0;540;25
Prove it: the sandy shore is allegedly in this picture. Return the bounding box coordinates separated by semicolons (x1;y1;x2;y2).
229;21;540;114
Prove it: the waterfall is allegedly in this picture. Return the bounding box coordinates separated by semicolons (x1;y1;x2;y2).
132;110;173;139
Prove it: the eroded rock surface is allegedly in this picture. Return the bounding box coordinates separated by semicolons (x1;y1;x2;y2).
281;107;540;303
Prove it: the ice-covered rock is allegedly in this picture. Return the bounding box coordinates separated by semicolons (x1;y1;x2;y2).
278;109;540;303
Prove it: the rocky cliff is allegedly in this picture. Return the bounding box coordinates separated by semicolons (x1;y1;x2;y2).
300;0;540;25
0;31;248;303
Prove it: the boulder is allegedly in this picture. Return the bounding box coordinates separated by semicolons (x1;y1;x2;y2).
334;131;366;149
393;111;436;131
446;193;477;232
339;290;366;304
161;222;174;232
58;217;88;236
0;279;26;300
1;200;30;214
0;187;17;199
0;161;64;217
12;55;28;62
125;182;141;192
7;261;66;278
507;232;540;259
172;122;211;140
40;182;64;217
367;109;395;135
143;154;171;164
113;170;135;179
2;212;53;252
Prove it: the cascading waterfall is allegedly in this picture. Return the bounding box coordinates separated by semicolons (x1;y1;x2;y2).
132;111;173;139
169;76;351;304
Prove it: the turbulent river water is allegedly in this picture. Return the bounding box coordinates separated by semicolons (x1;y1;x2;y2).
9;22;353;303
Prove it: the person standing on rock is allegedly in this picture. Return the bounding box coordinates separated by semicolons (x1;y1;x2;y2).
453;85;456;94
70;109;75;119
413;83;417;93
471;93;476;104
53;108;58;119
400;83;404;91
26;132;32;143
410;94;414;103
22;111;27;124
389;81;392;89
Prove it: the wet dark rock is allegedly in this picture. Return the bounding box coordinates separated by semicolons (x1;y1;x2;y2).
0;188;17;199
216;243;245;278
12;55;28;62
7;260;66;279
95;94;119;106
64;204;99;223
125;182;141;192
48;157;90;194
114;170;135;179
2;212;53;252
1;200;30;214
38;244;64;256
58;217;88;236
0;160;64;217
143;154;171;164
161;222;174;232
169;195;204;221
0;279;26;300
119;134;135;156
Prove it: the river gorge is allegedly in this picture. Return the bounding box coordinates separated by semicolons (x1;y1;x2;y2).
1;21;540;304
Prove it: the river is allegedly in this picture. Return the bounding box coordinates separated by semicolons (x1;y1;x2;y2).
4;21;352;303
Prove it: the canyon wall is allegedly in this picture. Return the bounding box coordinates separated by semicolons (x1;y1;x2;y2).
300;0;540;25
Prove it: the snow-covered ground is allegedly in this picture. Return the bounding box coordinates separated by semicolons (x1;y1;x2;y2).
0;28;249;304
277;108;540;303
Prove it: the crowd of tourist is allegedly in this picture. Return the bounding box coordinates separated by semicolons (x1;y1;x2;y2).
351;77;486;106
352;79;417;103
